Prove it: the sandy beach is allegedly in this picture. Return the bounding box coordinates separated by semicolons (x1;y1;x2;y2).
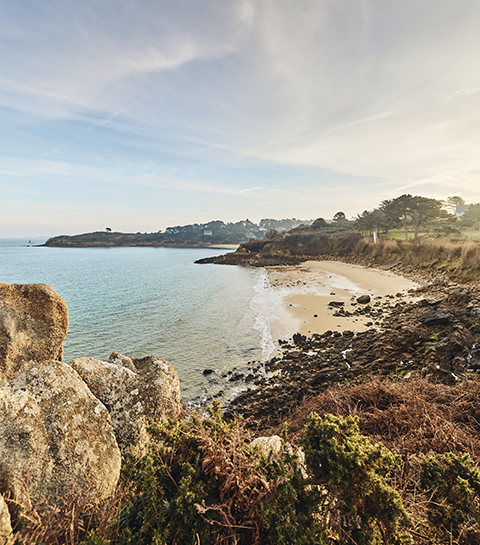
267;260;421;336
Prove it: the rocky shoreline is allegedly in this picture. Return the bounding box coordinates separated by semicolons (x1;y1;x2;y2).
203;266;480;431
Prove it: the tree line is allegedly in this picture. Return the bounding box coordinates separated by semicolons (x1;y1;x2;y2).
300;195;479;241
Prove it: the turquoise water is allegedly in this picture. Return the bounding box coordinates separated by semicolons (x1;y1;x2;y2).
0;238;290;399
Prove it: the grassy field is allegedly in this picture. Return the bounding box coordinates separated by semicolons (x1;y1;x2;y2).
380;227;480;242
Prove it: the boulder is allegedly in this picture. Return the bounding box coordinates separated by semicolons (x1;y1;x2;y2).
69;357;149;456
356;295;371;304
250;435;283;456
250;435;307;478
0;494;13;544
417;311;451;326
107;351;136;372
0;283;68;385
111;353;183;422
0;361;121;511
70;353;182;455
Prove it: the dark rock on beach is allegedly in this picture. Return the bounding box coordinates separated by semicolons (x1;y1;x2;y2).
224;279;480;431
417;311;451;326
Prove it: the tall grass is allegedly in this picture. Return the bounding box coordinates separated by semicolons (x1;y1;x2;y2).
344;236;480;280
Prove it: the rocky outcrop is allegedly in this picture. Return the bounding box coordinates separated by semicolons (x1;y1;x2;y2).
0;494;13;544
0;283;68;385
124;354;182;421
70;353;182;456
0;361;121;511
69;357;149;456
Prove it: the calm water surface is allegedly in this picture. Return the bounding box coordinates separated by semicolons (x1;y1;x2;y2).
0;239;290;399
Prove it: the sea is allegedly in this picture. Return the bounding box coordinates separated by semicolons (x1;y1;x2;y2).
0;238;298;401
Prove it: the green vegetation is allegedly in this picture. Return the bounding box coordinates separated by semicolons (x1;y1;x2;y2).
418;452;480;544
44;194;479;249
44;218;312;248
12;382;480;545
237;231;480;281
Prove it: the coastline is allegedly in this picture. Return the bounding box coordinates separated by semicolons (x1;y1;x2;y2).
266;260;420;337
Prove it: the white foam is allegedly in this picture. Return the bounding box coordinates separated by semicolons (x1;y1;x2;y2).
250;269;301;361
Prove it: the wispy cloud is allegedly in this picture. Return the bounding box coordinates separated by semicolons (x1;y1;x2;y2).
2;0;480;235
446;87;480;99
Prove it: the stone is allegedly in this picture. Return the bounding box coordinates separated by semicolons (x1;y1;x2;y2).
250;435;283;456
250;436;307;478
70;353;182;455
107;351;136;372
328;301;345;307
356;295;371;304
69;357;150;457
0;283;68;385
0;494;13;544
417;311;451;326
0;361;121;510
118;354;182;422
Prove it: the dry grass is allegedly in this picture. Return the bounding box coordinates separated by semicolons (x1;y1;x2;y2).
350;237;480;280
8;379;480;545
273;378;480;545
281;378;480;462
9;482;129;545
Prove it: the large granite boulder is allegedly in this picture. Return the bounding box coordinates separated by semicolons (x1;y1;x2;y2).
0;283;68;385
0;361;121;511
70;353;182;456
123;354;183;422
69;356;149;456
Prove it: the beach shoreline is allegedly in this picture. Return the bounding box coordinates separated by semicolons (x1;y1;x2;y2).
266;260;421;337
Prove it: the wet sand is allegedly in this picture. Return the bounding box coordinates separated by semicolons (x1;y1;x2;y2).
267;261;420;336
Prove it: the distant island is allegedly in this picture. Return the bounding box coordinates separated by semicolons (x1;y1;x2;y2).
43;218;312;248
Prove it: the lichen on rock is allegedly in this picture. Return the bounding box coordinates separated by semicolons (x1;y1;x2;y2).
70;353;182;456
0;283;68;385
0;361;121;511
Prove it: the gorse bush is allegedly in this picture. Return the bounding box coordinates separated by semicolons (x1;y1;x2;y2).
300;413;412;545
13;402;480;544
116;403;325;545
111;406;412;545
417;452;480;544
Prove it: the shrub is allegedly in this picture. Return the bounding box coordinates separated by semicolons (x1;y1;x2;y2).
116;403;325;545
417;452;480;544
114;407;413;545
300;413;412;545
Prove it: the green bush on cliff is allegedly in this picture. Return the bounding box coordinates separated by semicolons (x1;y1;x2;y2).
112;406;412;545
417;452;480;544
300;413;412;545
116;403;324;544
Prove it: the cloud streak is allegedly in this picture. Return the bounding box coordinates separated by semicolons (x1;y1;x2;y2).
1;0;480;235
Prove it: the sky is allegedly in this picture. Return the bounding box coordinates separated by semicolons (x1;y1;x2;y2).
1;0;480;237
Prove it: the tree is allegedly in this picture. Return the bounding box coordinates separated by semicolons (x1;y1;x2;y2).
333;211;346;222
356;209;389;236
459;203;480;227
380;195;443;240
409;196;443;239
106;227;112;232
265;229;280;240
444;196;466;215
311;218;328;230
380;195;415;240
